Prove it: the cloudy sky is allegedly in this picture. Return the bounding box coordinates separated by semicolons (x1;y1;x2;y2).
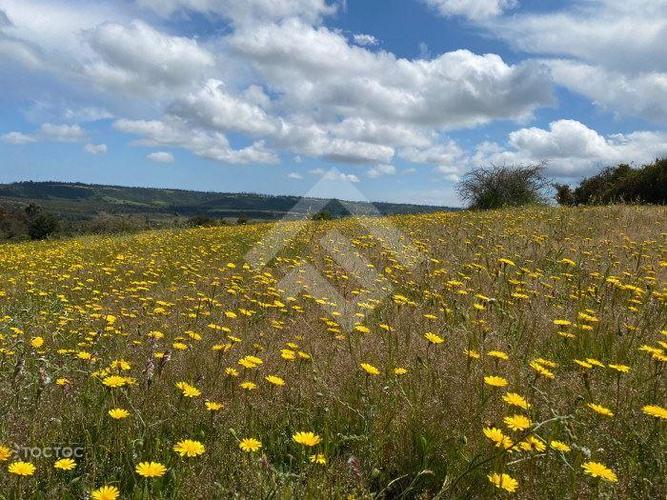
1;0;665;206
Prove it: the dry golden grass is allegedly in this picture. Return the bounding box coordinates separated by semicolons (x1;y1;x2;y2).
0;205;665;498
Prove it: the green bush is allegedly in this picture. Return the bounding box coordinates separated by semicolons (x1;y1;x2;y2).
311;210;333;221
563;159;667;205
457;164;550;210
27;212;59;240
187;215;217;227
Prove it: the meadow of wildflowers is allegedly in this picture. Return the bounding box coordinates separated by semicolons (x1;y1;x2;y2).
0;205;665;498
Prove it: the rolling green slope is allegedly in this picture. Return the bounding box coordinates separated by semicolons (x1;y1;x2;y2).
0;181;453;222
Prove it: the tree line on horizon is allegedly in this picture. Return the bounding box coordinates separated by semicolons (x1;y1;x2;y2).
0;204;250;242
0;159;664;241
457;158;666;210
553;159;666;206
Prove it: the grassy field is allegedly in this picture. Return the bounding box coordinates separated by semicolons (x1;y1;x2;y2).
0;205;665;499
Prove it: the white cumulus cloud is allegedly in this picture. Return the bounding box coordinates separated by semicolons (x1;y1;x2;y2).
115;117;278;165
352;33;379;46
146;151;174;163
473;119;667;178
40;123;86;142
169;79;278;136
7;0;664;182
85;20;215;97
487;0;667;122
546;60;667;122
136;0;337;26
367;164;397;178
309;168;360;183
230;20;553;131
1;131;35;144
424;0;518;20
84;143;108;155
0;0;558;169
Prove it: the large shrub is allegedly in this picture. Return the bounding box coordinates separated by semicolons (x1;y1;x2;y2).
457;164;550;210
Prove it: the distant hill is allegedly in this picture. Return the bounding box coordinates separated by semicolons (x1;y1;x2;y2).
0;181;454;222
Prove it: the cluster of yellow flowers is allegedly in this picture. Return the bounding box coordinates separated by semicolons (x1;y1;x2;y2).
0;206;664;497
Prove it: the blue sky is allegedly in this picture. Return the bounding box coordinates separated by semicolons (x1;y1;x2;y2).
0;0;665;206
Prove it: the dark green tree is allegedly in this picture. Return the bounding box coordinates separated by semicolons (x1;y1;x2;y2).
553;183;575;206
27;212;59;240
572;159;666;205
